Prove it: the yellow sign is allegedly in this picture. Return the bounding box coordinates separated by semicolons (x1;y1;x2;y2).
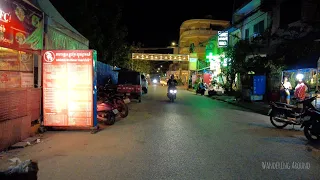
132;53;189;61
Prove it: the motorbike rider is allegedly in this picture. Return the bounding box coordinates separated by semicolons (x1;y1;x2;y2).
167;75;178;91
197;80;206;95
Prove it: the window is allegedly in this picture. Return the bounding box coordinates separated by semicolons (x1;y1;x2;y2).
245;29;249;39
210;24;224;31
253;20;265;35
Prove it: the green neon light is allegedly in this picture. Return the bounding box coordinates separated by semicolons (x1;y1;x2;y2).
206;52;215;62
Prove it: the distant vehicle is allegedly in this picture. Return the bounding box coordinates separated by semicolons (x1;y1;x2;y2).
160;78;167;86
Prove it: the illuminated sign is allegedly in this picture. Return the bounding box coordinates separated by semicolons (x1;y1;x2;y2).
218;31;228;48
0;0;43;50
42;50;94;127
132;53;189;61
0;9;11;23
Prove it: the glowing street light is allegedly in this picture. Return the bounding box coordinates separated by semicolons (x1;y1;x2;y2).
160;65;163;67
171;42;176;46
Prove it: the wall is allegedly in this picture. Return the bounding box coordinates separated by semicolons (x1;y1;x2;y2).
241;10;269;40
0;89;40;150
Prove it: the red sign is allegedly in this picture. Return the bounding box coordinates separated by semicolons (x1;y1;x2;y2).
0;0;43;51
42;50;94;127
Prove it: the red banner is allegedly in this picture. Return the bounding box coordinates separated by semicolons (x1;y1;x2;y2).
0;0;43;51
42;50;93;127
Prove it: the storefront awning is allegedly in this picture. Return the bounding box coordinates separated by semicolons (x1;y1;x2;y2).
32;0;89;48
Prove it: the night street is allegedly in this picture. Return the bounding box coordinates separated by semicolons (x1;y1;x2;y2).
1;85;320;179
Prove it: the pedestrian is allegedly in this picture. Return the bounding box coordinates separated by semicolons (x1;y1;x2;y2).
294;74;308;111
280;76;292;104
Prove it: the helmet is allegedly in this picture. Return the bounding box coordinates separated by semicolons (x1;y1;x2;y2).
296;73;304;82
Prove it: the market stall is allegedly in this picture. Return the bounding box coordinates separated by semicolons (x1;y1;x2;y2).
0;0;43;150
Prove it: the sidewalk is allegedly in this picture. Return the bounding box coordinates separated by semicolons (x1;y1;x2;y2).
187;89;270;115
210;95;270;115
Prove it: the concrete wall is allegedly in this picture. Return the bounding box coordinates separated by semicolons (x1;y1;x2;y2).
240;10;270;40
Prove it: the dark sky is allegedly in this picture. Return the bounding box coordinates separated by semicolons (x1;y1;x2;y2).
50;0;248;47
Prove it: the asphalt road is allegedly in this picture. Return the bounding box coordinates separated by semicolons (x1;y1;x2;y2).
1;85;320;180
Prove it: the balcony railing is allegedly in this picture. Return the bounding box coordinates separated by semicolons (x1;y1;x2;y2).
180;29;217;40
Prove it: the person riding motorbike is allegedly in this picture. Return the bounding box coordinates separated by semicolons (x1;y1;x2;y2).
167;75;178;90
196;80;206;95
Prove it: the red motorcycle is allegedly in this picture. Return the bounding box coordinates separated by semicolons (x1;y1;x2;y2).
97;88;129;125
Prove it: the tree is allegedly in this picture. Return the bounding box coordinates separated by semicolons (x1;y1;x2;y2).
57;0;130;67
222;37;284;93
123;44;153;74
270;23;320;66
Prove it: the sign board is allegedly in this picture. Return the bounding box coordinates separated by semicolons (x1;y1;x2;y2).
253;75;266;95
218;31;228;48
42;50;94;127
132;53;189;62
0;0;44;51
189;53;198;70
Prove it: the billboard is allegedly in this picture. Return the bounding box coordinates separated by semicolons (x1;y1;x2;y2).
42;50;94;127
189;53;197;70
0;0;44;51
218;31;228;48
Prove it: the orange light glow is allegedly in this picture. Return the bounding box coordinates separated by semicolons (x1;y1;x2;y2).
42;50;93;127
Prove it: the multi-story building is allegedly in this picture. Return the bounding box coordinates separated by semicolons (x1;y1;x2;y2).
179;19;230;61
231;0;272;52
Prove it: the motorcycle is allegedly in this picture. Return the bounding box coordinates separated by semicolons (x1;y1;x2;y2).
196;83;206;96
268;96;315;129
97;96;119;125
301;97;320;142
167;87;177;102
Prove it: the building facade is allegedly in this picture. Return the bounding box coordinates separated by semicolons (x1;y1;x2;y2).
179;19;230;61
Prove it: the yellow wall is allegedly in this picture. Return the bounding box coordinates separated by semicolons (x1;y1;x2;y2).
179;19;230;61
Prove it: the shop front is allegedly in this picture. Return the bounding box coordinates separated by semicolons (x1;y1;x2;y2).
0;0;43;150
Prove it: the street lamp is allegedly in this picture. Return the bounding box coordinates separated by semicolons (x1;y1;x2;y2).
171;42;176;46
160;65;163;68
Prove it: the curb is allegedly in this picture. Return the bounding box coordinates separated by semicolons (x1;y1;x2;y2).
186;89;269;115
210;96;269;115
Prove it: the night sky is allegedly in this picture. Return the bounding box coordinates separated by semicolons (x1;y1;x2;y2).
50;0;248;47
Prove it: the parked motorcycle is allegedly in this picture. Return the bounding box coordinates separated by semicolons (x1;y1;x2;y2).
96;86;129;125
196;83;206;96
97;99;118;125
167;87;177;102
98;90;129;117
268;96;315;129
301;97;320;142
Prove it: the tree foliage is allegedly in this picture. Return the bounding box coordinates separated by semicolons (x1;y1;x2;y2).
123;43;153;74
58;0;130;66
222;39;284;92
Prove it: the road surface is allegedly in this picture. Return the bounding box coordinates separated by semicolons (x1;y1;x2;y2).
1;85;320;179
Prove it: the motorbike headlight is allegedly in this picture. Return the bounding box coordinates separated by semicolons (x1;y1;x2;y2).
170;90;174;93
173;90;177;93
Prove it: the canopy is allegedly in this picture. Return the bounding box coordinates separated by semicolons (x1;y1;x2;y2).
32;0;89;49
